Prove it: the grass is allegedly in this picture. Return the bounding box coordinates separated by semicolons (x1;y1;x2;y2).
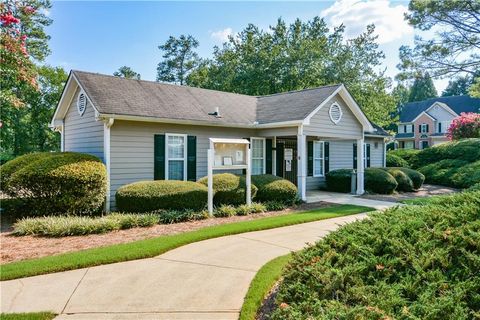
239;253;293;320
0;312;56;320
0;204;373;281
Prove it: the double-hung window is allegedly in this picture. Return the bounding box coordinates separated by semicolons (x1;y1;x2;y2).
166;133;187;180
251;138;265;175
313;141;324;177
420;123;428;133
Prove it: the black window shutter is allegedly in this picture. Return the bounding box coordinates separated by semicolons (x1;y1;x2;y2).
265;139;273;174
418;125;421;133
426;124;429;133
353;143;357;169
187;135;197;181
307;141;313;176
154;134;165;180
403;126;406;133
367;144;371;167
324;142;330;173
438;122;442;132
411;124;414;132
276;142;284;177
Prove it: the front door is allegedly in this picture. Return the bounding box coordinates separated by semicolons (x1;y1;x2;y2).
420;140;429;149
276;139;297;185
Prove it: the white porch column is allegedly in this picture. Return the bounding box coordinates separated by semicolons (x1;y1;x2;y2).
356;138;365;195
297;131;307;201
103;118;114;213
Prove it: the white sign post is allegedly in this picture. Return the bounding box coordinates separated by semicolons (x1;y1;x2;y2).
207;138;251;216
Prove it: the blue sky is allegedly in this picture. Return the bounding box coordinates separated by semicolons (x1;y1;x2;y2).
45;1;448;92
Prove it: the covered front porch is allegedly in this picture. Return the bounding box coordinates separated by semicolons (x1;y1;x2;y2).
258;130;367;201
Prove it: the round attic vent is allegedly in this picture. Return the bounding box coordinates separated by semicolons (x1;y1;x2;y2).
77;91;87;116
329;102;342;124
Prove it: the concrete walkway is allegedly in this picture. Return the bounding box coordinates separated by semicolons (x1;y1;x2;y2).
307;191;401;210
0;210;400;320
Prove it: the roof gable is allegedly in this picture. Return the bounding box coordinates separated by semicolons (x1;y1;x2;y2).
400;96;480;123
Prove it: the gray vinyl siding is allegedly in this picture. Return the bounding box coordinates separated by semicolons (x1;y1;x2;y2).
64;88;104;161
109;120;255;208
365;137;385;167
303;94;363;139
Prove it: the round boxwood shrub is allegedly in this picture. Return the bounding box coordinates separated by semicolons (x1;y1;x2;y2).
251;174;297;204
365;168;398;194
5;152;107;216
386;153;409;168
116;180;208;212
395;167;425;190
198;173;257;205
382;168;414;192
325;169;354;193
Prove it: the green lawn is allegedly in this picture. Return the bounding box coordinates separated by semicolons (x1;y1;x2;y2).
0;204;373;281
0;312;56;320
239;253;292;320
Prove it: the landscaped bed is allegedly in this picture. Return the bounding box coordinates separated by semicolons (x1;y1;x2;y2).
0;202;329;264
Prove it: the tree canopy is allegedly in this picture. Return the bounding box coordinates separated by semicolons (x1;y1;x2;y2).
186;18;396;127
157;35;199;85
113;66;140;79
442;75;475;97
397;0;480;80
408;72;438;102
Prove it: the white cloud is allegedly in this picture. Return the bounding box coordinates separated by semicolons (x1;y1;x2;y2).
321;0;413;44
210;28;233;43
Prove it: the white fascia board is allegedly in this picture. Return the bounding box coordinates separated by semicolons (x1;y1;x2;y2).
302;86;343;125
411;111;436;123
50;74;75;127
426;102;458;118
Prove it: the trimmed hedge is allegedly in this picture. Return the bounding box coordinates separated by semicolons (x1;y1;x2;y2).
395;167;425;190
251;174;298;204
388;149;419;168
381;168;414;192
1;152;107;216
386;153;409;168
116;180;208;212
271;190;480;319
365;168;398;194
198;173;258;205
412;138;480;168
325;169;354;193
417;159;469;188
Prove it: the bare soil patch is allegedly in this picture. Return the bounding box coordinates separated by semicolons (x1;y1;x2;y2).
360;184;458;203
0;202;331;264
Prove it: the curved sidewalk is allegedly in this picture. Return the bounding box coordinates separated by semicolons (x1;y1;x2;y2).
1;210;388;319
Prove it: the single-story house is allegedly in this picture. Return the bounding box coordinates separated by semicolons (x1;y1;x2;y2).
51;71;389;211
395;95;480;149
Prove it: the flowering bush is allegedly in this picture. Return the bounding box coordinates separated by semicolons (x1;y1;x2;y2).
446;112;480;140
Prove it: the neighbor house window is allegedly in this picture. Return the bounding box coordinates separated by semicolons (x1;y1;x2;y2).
420;123;428;133
251;138;265;175
166;133;187;180
405;141;414;149
313;141;324;177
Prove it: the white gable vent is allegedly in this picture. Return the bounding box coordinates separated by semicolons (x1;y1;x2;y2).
77;91;87;116
329;102;343;124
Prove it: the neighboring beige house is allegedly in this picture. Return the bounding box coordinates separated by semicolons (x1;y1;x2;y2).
51;71;389;211
395;96;480;149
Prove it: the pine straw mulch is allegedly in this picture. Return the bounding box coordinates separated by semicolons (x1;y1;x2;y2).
0;202;331;264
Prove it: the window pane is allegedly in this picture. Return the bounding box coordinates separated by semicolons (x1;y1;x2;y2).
314;142;323;158
314;159;322;176
252;159;264;175
168;160;184;180
168;135;184;158
252;139;264;158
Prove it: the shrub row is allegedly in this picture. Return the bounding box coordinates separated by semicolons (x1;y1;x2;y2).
271;190;480;319
0;152;107;217
325;167;424;194
385;152;409;168
117;174;297;213
418;159;480;189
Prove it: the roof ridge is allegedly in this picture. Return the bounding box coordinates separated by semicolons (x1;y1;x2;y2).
71;70;256;99
258;84;342;98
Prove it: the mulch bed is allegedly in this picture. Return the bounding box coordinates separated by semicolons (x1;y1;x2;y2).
0;202;331;264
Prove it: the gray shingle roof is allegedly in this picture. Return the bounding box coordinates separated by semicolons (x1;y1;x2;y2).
72;70;385;134
399;96;480;122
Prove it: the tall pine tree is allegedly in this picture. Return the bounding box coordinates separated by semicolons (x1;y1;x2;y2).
408;72;437;102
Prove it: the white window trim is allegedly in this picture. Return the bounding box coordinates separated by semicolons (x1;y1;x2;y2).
250;137;266;175
420;123;428;133
313;141;324;177
165;133;187;181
